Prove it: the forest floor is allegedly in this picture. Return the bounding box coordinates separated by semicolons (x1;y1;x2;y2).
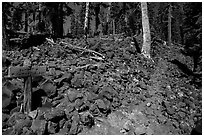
2;34;202;135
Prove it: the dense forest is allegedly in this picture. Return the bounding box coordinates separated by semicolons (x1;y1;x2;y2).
2;2;202;135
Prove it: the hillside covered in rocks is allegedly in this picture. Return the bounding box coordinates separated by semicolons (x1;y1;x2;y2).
2;34;202;135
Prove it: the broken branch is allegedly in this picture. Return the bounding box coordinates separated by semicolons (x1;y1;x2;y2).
60;41;105;59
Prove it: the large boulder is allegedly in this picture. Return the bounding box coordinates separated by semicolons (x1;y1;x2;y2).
31;119;47;135
40;79;57;98
44;108;65;122
2;81;20;112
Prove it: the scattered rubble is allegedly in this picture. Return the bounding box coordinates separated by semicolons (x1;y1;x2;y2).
2;34;202;135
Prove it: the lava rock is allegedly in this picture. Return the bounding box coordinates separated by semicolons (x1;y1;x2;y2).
11;119;32;135
52;100;62;107
63;120;72;129
95;99;106;111
78;103;90;112
69;112;80;135
166;107;176;115
71;77;83;88
74;98;84;110
146;127;154;135
44;108;65;122
89;104;100;116
112;97;121;109
2;113;10;123
59;118;66;129
54;72;73;86
71;71;84;88
178;102;186;107
178;111;186;119
2;56;12;67
32;76;45;88
56;128;69;135
55;97;69;108
2;127;14;135
138;81;147;90
99;86;118;101
40;80;57;98
8;112;28;126
67;89;80;102
65;103;75;118
22;127;34;135
80;112;95;128
134;126;146;135
107;111;131;133
87;85;99;94
31;119;47;135
2;82;17;111
157;115;167;124
47;121;59;134
28;110;38;119
85;91;98;102
191;119;202;135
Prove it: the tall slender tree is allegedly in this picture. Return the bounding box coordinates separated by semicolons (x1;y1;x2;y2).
105;2;111;35
168;3;172;46
94;3;100;35
141;2;151;58
84;2;89;39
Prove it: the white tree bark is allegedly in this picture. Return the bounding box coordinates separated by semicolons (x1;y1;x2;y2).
141;2;151;58
84;2;89;36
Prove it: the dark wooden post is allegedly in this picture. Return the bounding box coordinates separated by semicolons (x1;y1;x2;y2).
23;76;32;113
8;60;46;114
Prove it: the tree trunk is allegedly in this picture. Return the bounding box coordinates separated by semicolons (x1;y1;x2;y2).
104;2;111;35
84;2;89;38
38;3;42;22
123;3;128;34
33;12;36;34
58;3;64;37
2;12;9;50
53;3;58;37
112;19;115;35
94;3;100;34
141;2;151;58
24;12;28;32
168;3;172;46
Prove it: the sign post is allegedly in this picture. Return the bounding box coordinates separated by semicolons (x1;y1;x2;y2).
8;62;46;113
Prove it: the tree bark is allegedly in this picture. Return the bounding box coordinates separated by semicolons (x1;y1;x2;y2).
24;12;28;32
141;2;151;58
168;3;172;46
94;3;100;34
38;3;42;22
2;11;9;50
112;19;115;35
33;11;36;34
84;2;89;38
104;2;111;35
58;3;64;37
